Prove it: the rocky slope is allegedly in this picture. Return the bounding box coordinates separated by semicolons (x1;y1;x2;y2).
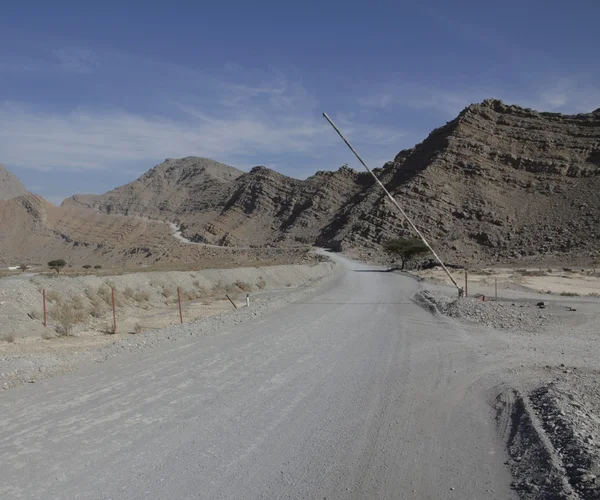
67;157;369;248
324;99;600;265
0;164;26;201
60;100;600;265
0;192;313;268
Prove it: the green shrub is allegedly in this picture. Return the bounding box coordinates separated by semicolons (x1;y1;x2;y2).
48;259;67;273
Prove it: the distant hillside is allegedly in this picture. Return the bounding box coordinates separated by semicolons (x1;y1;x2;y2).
67;100;600;265
0;164;27;201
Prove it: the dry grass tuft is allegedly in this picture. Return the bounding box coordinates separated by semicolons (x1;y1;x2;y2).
212;281;226;294
41;330;54;340
234;280;253;292
123;287;135;299
97;285;113;305
257;277;267;290
71;295;84;310
46;290;62;303
51;300;87;336
133;323;144;334
29;309;42;320
133;290;150;302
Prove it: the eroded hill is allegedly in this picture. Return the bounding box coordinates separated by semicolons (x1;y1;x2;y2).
66;100;600;265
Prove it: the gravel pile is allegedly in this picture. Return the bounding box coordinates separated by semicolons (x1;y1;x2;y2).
414;290;555;332
530;375;600;499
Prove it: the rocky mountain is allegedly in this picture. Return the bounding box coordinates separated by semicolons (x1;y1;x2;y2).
67;157;369;248
322;99;600;265
66;99;600;265
0;164;27;201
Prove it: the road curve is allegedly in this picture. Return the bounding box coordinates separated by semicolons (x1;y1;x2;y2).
0;253;516;499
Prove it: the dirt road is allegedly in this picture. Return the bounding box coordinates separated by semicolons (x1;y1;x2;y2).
0;253;516;499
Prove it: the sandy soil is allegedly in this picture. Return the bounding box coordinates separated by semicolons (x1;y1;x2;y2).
0;261;333;391
414;266;600;297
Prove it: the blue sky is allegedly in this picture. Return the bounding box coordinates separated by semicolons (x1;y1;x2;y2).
1;1;599;204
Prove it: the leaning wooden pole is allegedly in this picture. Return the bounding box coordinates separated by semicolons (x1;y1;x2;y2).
322;112;460;291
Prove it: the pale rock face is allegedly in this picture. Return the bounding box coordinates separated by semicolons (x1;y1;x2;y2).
0;164;27;201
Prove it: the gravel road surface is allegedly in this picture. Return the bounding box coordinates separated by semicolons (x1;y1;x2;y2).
0;253;516;499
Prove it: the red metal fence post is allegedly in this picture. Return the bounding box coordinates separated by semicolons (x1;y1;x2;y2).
112;288;117;334
177;287;183;324
43;289;47;327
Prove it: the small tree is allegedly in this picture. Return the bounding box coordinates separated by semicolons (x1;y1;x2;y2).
19;263;27;272
48;259;67;274
382;238;430;270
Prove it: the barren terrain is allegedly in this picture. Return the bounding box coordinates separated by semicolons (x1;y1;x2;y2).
0;260;333;389
0;252;598;499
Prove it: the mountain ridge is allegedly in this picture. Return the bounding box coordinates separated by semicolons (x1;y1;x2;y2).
0;164;27;201
6;99;600;266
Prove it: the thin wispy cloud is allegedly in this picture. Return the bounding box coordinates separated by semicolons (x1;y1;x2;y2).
53;48;94;73
358;77;600;118
0;47;408;182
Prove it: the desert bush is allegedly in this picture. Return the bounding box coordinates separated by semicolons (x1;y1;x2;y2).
89;305;102;318
46;290;62;303
97;285;112;305
560;291;580;297
162;286;173;298
184;290;197;301
588;292;600;298
29;309;42;320
123;287;135;299
212;280;226;294
133;290;150;302
94;265;102;269
516;269;547;277
51;302;86;336
192;279;201;288
82;264;92;269
85;288;103;315
234;280;253;292
1;333;15;343
101;324;115;335
71;295;84;310
225;283;238;295
133;323;144;334
41;330;54;340
257;277;267;290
